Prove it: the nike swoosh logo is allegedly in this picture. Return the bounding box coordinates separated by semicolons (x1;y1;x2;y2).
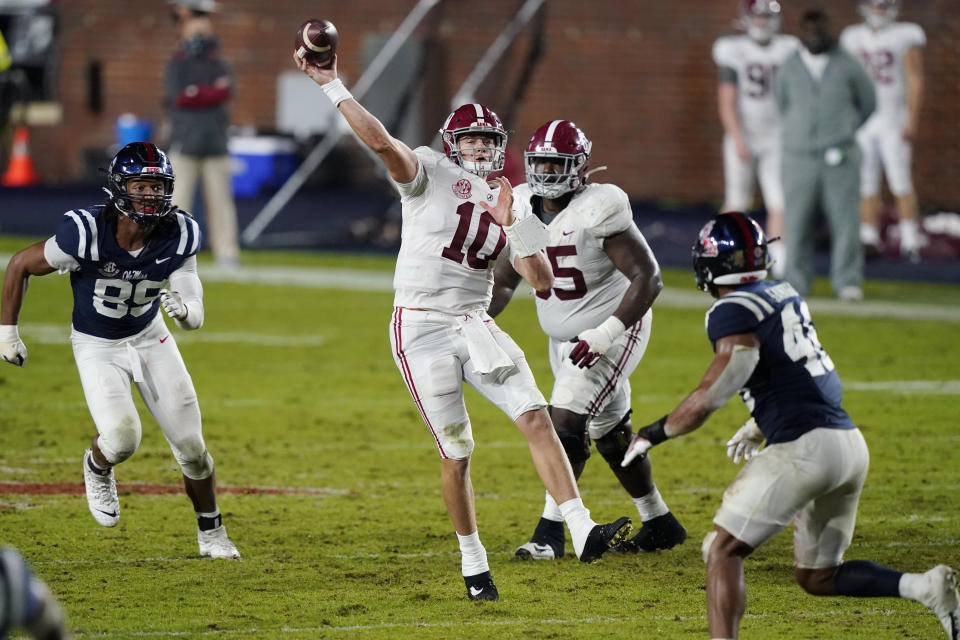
562;230;574;236
95;509;117;518
469;586;484;596
156;257;171;264
533;544;552;553
160;336;169;343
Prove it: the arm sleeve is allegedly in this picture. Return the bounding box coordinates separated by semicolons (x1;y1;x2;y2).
394;158;427;198
43;236;80;273
905;23;926;48
168;255;204;330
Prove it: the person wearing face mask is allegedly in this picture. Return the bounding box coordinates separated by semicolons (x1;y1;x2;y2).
774;9;876;302
164;0;240;268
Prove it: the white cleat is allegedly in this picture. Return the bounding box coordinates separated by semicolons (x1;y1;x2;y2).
921;565;960;639
198;525;241;559
82;449;119;527
514;541;558;560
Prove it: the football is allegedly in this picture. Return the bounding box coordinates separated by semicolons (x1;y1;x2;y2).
294;19;339;69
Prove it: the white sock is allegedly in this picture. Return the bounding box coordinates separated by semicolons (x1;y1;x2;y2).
559;498;596;558
633;487;669;522
457;531;489;577
860;222;881;245
899;219;920;251
541;491;563;522
898;571;927;604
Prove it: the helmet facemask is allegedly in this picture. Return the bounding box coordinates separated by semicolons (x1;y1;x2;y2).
445;129;506;178
108;174;175;226
525;152;588;199
860;0;899;29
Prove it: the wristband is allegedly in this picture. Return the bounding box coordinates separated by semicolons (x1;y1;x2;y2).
597;315;626;342
321;78;353;107
0;325;19;341
637;415;669;445
504;214;550;257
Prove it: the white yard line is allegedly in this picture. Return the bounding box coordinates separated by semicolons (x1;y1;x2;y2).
2;254;958;322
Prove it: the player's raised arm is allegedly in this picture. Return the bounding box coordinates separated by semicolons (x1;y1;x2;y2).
293;53;419;184
0;241;56;366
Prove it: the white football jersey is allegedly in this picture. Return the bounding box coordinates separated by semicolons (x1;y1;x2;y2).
840;22;925;122
392;147;512;314
712;34;801;138
513;183;636;341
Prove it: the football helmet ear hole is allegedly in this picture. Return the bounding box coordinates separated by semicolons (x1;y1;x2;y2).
106;142;176;226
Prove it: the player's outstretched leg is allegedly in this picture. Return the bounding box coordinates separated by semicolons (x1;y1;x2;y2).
464;571;499;601
515;513;565;560
82;448;119;527
579;516;633;563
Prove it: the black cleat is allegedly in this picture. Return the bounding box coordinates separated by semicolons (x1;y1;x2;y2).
465;571;499;601
579;516;633;563
609;512;687;553
515;517;565;560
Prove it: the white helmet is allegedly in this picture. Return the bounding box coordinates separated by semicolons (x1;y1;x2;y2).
859;0;900;30
740;0;782;43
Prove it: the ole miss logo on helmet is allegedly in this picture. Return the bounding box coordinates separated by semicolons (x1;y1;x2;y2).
452;178;472;199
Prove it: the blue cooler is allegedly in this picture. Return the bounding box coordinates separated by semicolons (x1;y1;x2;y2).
115;114;154;148
229;136;299;198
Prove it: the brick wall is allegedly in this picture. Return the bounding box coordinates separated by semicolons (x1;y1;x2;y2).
26;0;960;209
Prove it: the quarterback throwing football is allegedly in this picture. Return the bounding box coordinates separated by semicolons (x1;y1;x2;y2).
295;49;632;601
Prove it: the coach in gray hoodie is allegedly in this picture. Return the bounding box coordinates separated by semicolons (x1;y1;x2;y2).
775;9;875;301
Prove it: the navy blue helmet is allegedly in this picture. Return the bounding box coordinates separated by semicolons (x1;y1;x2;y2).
106;142;176;225
693;212;771;292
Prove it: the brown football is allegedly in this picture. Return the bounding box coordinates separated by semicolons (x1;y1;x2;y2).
294;19;339;69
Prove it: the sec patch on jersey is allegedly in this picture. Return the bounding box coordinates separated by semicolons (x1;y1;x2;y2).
295;19;338;69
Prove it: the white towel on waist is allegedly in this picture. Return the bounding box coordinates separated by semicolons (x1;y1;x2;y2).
455;312;515;381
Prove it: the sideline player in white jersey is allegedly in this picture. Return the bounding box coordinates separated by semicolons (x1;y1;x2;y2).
621;212;960;640
294;55;632;601
0;142;239;560
488;120;687;560
840;0;926;260
712;0;800;277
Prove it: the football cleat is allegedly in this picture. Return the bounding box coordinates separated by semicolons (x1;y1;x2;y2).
464;571;499;601
919;565;959;639
579;516;632;563
609;512;687;554
515;517;565;560
198;525;241;559
82;449;119;527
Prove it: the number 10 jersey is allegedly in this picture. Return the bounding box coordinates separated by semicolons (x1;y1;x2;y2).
392;147;512;315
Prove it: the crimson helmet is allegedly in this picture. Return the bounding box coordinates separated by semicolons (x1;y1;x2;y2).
106;142;176;226
439;103;507;177
859;0;899;29
740;0;782;42
693;212;770;293
524;120;592;199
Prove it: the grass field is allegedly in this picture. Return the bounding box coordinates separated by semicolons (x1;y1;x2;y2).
1;237;958;639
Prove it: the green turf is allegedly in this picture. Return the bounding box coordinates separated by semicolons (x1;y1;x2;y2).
0;244;957;639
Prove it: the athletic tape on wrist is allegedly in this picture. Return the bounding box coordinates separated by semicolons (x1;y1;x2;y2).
504;214;550;257
321;78;353;107
0;324;19;341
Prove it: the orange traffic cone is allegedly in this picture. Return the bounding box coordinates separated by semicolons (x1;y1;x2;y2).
2;126;41;187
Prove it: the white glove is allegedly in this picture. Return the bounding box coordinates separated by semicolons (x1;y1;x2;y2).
569;316;626;368
621;435;652;467
726;417;764;464
0;324;27;367
159;289;188;321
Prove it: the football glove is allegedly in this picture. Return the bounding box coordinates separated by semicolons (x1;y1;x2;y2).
569;316;626;368
159;289;188;321
621;416;669;467
726;417;764;464
0;324;27;367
